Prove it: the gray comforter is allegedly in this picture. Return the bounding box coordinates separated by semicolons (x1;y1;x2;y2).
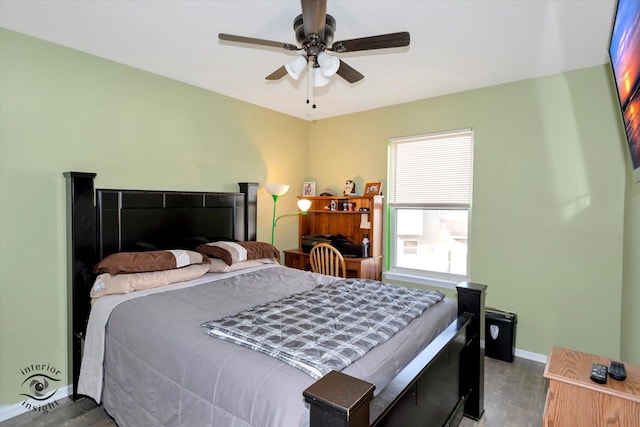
100;266;456;426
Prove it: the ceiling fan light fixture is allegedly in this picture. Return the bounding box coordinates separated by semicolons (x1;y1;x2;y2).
314;67;330;87
284;55;308;80
317;52;340;77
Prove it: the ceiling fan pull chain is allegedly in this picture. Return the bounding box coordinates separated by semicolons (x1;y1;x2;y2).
312;84;317;109
311;58;316;109
310;65;316;109
306;64;311;105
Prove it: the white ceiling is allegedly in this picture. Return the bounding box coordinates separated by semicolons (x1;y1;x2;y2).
0;0;617;121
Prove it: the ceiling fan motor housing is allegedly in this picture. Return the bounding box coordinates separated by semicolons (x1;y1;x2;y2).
293;13;336;58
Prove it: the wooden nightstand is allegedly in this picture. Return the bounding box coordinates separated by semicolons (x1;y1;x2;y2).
542;346;640;426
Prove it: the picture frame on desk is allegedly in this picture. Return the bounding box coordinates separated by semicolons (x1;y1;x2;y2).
303;182;316;196
364;182;382;197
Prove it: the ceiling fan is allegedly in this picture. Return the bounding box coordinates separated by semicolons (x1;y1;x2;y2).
219;0;410;96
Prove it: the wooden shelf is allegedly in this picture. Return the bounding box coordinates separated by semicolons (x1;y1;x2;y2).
288;195;384;280
297;195;383;258
306;210;366;214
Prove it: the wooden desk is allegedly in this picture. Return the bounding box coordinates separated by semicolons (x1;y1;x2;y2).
543;346;640;426
283;248;382;280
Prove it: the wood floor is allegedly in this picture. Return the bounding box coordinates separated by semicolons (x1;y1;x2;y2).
1;356;547;427
460;357;547;427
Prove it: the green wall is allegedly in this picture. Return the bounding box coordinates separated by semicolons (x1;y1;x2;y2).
0;29;307;407
307;65;632;361
622;163;640;363
2;27;638;411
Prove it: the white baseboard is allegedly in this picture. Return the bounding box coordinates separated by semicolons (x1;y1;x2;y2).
0;384;71;422
480;339;548;364
514;348;548;364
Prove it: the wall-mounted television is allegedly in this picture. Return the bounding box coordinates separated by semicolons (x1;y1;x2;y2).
609;0;640;182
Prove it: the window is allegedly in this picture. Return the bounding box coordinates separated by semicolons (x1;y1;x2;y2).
386;129;473;287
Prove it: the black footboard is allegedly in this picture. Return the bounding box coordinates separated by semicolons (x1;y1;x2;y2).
304;282;486;427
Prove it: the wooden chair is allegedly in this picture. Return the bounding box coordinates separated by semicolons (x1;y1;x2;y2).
309;243;346;278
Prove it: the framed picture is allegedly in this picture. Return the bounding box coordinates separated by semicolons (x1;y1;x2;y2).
364;182;382;197
303;182;316;196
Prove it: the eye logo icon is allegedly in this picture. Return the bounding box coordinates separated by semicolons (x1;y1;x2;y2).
19;362;62;403
20;373;59;401
18;363;63;414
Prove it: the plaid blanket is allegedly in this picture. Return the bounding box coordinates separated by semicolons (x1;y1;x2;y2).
202;278;444;379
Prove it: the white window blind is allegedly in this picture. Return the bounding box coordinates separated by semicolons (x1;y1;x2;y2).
388;129;473;207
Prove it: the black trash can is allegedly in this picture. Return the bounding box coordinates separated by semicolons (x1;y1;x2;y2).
485;308;517;362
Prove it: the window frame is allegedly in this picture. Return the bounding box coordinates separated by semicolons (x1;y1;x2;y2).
384;129;473;289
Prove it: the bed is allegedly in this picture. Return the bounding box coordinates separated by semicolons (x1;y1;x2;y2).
65;172;486;427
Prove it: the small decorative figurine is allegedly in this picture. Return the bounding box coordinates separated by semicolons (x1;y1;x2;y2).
344;180;355;196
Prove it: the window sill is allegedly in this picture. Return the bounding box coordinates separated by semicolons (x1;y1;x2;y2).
382;270;465;290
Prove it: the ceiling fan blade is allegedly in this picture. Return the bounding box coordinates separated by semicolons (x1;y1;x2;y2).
301;0;327;39
265;66;288;81
336;60;364;84
331;32;410;53
219;33;299;51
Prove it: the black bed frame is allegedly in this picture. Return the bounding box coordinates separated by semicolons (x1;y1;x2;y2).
65;172;486;427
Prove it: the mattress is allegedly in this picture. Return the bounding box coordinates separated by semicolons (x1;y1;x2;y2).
92;265;456;426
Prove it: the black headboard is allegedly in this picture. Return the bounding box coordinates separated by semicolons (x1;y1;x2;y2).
64;172;258;399
97;188;247;257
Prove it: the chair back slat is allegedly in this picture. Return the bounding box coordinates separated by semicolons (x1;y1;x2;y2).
309;243;346;278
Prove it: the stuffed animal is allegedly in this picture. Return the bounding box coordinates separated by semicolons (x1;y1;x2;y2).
344;180;355;196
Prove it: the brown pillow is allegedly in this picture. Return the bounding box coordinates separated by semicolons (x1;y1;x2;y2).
94;250;207;275
197;241;280;266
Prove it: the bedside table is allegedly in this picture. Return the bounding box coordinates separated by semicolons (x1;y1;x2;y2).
542;346;640;426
